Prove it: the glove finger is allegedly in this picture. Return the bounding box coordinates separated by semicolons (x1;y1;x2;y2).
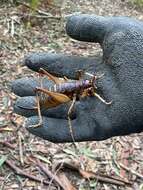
14;96;76;119
24;53;102;79
25;116;94;143
66;15;142;44
66;14;111;44
11;77;53;97
14;96;37;117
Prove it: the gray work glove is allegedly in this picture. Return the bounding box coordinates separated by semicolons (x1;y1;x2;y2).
12;15;143;143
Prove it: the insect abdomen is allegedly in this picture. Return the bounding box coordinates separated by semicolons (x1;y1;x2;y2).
55;80;91;93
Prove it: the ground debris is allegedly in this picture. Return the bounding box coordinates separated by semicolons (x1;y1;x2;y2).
0;0;143;190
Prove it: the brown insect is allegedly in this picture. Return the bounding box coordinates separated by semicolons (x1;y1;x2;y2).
32;68;111;143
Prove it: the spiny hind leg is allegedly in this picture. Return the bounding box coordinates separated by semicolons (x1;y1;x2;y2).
39;68;67;84
36;87;71;103
29;69;45;128
29;93;43;128
68;95;77;147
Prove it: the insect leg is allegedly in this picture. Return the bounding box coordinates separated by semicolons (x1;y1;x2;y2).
63;76;69;81
29;92;43;128
36;87;71;103
39;68;66;84
76;70;84;80
85;72;104;80
29;70;46;128
94;92;112;105
67;95;77;147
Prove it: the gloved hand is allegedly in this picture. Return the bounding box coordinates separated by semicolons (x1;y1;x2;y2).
12;15;143;143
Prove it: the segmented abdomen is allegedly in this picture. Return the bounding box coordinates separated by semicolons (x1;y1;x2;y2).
54;80;91;94
40;79;92;108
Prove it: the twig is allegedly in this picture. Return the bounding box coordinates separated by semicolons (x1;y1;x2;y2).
5;160;50;185
18;131;24;166
11;120;22;132
17;13;61;19
35;159;66;190
58;172;76;190
47;162;64;190
120;148;130;179
79;169;130;186
31;156;76;190
119;162;143;180
0;127;14;132
57;161;132;186
16;1;60;19
0;173;13;190
0;140;16;149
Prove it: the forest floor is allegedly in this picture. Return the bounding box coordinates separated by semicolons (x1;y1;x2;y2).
0;0;143;189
